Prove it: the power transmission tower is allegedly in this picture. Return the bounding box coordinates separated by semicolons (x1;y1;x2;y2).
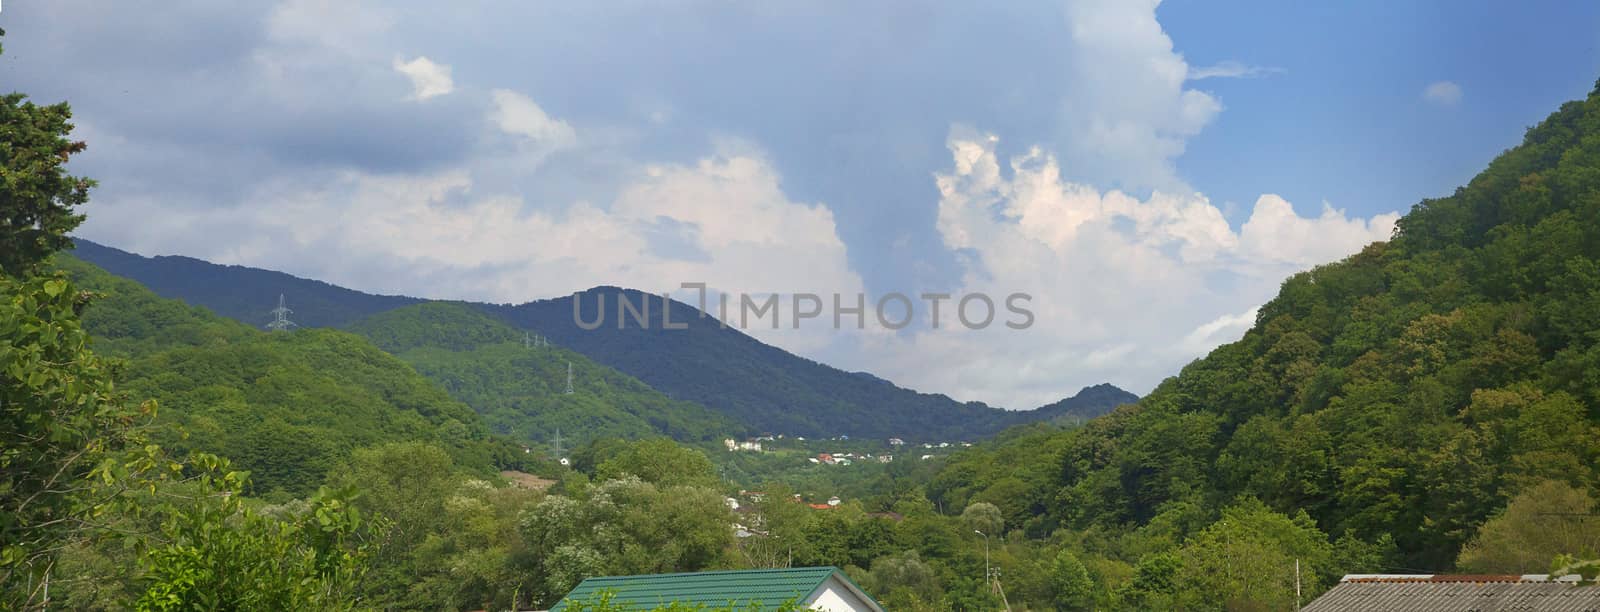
266;294;297;331
564;361;574;394
551;428;565;458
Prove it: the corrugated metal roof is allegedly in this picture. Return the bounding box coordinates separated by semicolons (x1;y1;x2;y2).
550;567;871;611
1342;574;1578;583
1304;579;1600;611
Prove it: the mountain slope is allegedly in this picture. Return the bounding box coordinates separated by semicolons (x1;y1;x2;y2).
1030;382;1139;423
926;85;1600;569
68;241;1138;441
482;287;1118;440
70;239;419;328
347;302;742;445
56;255;518;495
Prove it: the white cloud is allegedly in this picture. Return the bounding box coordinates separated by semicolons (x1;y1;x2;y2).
490;89;577;155
1424;81;1463;106
1188;60;1284;80
87;145;865;358
47;0;1402;409
393;56;454;100
833;130;1398;408
1238;194;1399;267
1052;0;1224;192
1180;306;1260;356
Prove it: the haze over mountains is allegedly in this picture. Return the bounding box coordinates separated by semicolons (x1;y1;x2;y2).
70;240;1136;442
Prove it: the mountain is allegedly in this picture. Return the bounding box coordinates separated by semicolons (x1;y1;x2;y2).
68;241;1137;441
1030;382;1140;423
69;239;420;328
346;302;743;445
926;85;1600;570
55;255;523;496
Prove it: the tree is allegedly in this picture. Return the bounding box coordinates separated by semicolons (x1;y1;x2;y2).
594;438;719;488
1174;499;1333;611
861;550;942;609
0;29;96;277
518;477;733;607
134;455;371;611
0;273;154;607
961;502;1004;537
1457;481;1600;573
1050;550;1095;611
325;441;460;608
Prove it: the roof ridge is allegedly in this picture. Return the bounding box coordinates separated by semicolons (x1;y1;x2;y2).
579;566;840;581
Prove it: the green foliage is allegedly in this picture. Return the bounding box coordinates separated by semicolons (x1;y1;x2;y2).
1049;550;1094;611
350;302;740;445
519;477;734;606
1171;499;1333;611
0;272;154;606
54;257;514;495
349;301;521;352
859;550;943;609
0;31;95;277
594;438;720;488
326;441;543;610
133;455;370;611
1457;481;1600;573
960;502;1003;536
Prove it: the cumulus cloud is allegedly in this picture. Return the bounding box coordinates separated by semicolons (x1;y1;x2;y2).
7;0;1405;408
835;130;1398;408
85;147;864;343
1424;81;1463;106
393;56;454;99
490;90;578;152
1054;0;1225;193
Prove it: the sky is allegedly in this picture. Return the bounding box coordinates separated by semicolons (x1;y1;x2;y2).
3;1;1598;409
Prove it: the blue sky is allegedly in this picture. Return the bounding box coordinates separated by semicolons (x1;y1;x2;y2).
1163;1;1600;223
3;1;1597;408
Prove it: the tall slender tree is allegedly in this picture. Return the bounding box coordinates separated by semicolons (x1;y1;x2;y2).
0;28;96;277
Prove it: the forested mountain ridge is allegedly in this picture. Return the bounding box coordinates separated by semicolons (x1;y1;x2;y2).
69;239;420;328
347;302;744;444
54;255;523;496
484;287;1138;440
929;84;1600;573
68;241;1138;441
1029;382;1138;423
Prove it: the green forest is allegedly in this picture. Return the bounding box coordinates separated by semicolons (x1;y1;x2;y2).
347;302;742;444
6;28;1600;611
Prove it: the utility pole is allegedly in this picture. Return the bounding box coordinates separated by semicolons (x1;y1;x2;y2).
975;530;990;593
1295;558;1302;611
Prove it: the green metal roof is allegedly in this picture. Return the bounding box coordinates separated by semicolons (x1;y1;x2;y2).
550;566;878;611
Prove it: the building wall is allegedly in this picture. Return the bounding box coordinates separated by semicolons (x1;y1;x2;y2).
802;576;878;612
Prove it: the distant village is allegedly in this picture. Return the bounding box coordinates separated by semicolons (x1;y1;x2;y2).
722;434;973;464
